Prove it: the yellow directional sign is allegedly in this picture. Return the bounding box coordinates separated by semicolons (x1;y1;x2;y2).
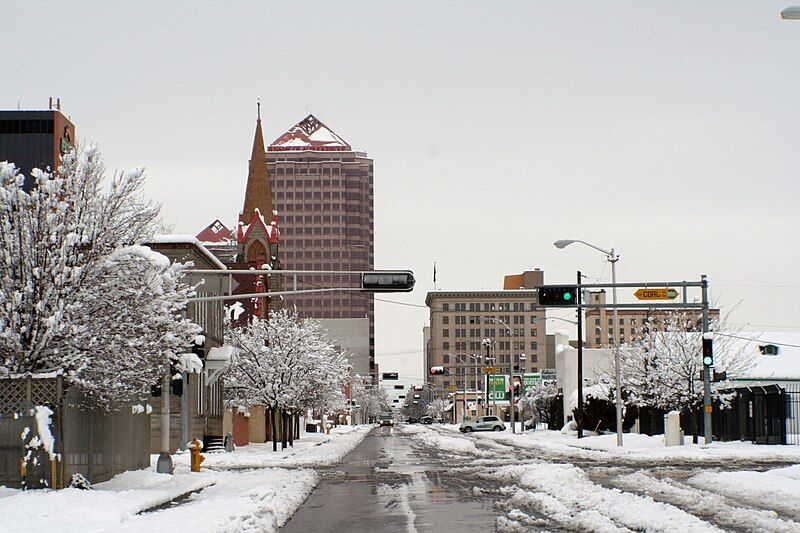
634;288;678;300
483;367;497;373
445;385;458;391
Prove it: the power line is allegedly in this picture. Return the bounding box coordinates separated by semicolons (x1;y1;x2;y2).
714;332;800;349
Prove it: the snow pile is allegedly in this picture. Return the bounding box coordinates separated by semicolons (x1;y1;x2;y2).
611;470;800;532
0;468;217;532
399;426;481;455
113;468;317;532
175;424;372;470
689;467;800;519
493;463;721;532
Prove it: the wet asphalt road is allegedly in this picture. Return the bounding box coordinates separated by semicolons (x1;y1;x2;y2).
282;426;800;532
281;426;497;532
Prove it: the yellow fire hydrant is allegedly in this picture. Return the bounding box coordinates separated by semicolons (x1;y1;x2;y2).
190;439;205;472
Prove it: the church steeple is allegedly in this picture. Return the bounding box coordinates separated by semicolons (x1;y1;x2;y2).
239;103;273;225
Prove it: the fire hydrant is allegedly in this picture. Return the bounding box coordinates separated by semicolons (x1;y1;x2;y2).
325;422;332;435
190;439;205;472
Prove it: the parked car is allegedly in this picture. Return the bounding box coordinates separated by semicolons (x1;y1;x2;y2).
378;414;394;427
406;417;419;424
420;416;433;425
459;416;505;433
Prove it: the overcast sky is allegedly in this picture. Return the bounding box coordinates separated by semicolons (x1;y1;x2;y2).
3;1;799;386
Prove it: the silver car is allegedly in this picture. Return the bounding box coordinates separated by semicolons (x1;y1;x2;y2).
459;415;505;433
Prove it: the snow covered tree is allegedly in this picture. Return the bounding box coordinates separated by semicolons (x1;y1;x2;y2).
519;382;562;429
596;311;755;429
351;376;389;423
224;308;349;450
425;398;449;421
0;148;200;409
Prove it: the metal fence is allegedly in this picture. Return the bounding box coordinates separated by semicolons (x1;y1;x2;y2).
635;384;798;445
786;383;800;445
0;377;150;489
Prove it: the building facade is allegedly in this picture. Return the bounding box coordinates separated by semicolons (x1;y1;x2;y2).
425;286;545;394
0;100;75;190
266;114;375;373
584;290;720;348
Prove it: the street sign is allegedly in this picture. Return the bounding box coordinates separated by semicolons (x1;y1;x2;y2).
634;288;678;300
445;385;457;391
483;367;497;373
541;368;557;382
487;375;507;401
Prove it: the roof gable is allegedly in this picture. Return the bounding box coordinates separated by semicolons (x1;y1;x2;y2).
269;114;351;151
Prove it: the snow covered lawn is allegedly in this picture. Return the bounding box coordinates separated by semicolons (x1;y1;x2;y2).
0;425;371;532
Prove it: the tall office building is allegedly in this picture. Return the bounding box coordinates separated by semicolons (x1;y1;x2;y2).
0;99;75;190
265;114;375;373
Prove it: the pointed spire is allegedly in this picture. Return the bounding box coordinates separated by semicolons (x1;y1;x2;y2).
240;104;273;225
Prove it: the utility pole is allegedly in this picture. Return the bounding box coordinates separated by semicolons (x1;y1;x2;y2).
576;270;584;439
701;274;712;443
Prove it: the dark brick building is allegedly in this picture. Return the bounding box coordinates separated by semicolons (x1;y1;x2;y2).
0;100;75;190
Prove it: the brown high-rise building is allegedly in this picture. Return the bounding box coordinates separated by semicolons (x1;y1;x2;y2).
266;114;375;372
0;99;75;191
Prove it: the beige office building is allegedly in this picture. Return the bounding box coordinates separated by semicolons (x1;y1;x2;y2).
425;270;545;393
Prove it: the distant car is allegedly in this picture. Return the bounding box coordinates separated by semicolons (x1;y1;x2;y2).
459;416;505;433
378;414;394;427
406;417;419;424
420;416;433;425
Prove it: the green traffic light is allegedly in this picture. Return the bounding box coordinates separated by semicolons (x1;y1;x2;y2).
703;356;713;366
563;292;572;301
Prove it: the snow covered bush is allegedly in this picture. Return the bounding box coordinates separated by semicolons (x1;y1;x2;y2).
0;147;200;409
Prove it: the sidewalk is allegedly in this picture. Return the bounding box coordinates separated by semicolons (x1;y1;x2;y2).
0;425;372;533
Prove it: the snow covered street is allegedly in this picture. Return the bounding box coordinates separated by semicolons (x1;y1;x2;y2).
283;424;800;532
0;425;371;533
2;423;800;532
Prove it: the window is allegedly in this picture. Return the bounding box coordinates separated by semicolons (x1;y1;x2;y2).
443;342;449;350
530;341;538;350
595;337;601;345
443;354;450;363
595;318;600;325
531;328;538;337
442;316;449;325
442;329;449;337
442;303;449;311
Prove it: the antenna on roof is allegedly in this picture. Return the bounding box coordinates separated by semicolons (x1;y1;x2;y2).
257;98;261;121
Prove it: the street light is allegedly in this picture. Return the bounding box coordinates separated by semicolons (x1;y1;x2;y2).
782;6;800;18
554;238;623;447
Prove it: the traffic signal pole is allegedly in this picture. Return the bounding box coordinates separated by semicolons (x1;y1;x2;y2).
576;271;584;439
701;274;712;444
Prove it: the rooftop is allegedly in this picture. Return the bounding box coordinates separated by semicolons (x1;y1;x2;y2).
268;114;351;152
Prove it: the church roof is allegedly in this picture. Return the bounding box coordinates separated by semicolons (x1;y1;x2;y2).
196;219;234;244
268;114;351;151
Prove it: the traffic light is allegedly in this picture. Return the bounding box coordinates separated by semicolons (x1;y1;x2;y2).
538;285;578;307
361;271;415;292
429;366;446;375
702;338;713;366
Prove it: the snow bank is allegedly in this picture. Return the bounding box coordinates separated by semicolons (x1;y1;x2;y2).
689;467;800;518
398;425;481;455
494;463;721;532
0;468;216;532
173;424;372;470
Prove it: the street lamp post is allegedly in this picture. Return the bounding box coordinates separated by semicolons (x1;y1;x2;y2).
555;239;623;447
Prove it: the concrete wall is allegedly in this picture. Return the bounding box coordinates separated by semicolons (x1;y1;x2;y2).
554;331;608;427
317;317;371;377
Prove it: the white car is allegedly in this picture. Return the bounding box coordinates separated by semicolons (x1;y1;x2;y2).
459;416;505;433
